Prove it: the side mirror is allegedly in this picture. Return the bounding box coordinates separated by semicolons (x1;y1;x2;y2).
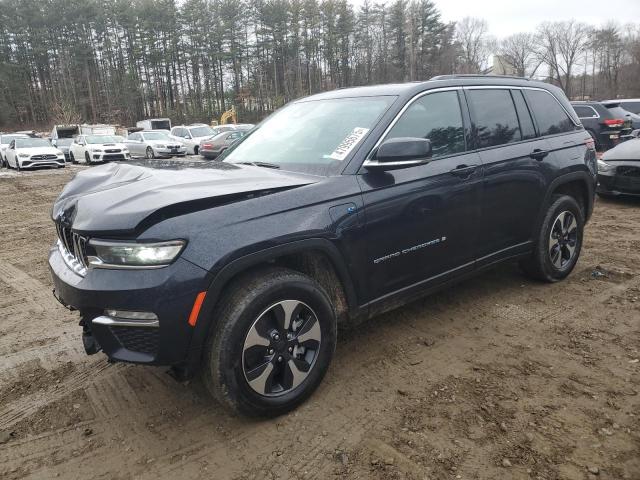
364;137;432;171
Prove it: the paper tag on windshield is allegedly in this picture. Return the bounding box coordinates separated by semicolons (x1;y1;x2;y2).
329;127;369;161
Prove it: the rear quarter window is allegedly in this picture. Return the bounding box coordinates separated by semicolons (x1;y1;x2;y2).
526;90;577;136
573;105;598;118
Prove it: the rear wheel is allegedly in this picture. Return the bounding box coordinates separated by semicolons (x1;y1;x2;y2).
520;195;583;282
203;267;337;417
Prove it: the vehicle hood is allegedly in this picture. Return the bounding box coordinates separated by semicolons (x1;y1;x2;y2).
20;146;62;155
88;142;127;150
602;138;640;162
52;160;320;234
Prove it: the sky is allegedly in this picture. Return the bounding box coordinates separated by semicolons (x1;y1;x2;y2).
432;0;640;38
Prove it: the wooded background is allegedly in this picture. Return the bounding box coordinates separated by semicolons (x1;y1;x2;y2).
0;0;638;129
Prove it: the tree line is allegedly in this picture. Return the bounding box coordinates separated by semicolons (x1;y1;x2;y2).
0;0;638;130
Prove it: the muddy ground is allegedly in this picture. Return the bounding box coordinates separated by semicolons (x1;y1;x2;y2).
0;166;638;480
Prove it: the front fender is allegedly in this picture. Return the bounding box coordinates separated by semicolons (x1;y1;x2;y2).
183;237;360;373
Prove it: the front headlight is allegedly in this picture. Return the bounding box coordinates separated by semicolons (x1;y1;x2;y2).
87;239;186;268
597;159;615;173
18;153;29;157
91;148;103;153
156;144;166;149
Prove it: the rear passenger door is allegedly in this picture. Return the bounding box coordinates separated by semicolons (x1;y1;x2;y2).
464;87;548;263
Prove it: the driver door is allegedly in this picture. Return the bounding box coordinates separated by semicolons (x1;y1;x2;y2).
357;89;482;303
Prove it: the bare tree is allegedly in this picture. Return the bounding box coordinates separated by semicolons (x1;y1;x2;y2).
497;33;543;77
537;20;590;97
455;17;492;73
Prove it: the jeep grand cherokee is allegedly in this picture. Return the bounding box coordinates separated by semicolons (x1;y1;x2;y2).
49;75;597;416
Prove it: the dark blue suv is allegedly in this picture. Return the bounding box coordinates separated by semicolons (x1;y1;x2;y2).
49;75;597;416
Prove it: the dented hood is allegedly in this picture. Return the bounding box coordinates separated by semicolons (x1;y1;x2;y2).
52;160;319;234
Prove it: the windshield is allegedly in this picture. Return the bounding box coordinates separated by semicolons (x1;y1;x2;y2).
16;138;51;148
86;135;121;144
144;132;170;141
1;135;26;145
189;126;214;137
224;96;395;175
55;138;74;146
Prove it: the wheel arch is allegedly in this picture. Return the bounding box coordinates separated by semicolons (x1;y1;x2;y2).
184;239;361;373
542;172;595;225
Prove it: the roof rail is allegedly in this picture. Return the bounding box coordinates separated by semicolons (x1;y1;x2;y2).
430;74;531;81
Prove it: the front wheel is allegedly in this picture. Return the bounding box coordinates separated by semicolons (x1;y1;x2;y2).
145;146;155;159
520;195;584;282
203;267;337;417
85;152;91;164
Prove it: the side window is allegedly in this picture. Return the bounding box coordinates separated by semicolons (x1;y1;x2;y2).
573;106;597;119
525;90;576;136
467;89;521;148
621;101;640;114
512;90;536;140
385;90;465;158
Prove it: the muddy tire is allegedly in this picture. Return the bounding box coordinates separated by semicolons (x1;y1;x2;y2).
202;267;337;417
520;194;584;282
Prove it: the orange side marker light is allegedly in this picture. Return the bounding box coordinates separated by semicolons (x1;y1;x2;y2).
188;292;207;327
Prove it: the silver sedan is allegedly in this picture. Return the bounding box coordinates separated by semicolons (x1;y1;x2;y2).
125;131;187;158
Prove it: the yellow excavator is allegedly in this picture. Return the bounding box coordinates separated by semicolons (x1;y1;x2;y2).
211;106;236;127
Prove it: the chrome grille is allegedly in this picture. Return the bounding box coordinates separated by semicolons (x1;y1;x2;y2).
55;222;89;275
31;154;58;161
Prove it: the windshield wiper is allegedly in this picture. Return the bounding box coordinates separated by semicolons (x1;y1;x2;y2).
236;161;280;169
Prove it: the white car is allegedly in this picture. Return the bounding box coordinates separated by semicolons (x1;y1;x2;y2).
169;124;216;155
69;134;130;164
0;133;28;167
4;137;65;170
125;131;186;158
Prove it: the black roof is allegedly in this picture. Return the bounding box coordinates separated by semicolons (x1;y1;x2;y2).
298;75;555;103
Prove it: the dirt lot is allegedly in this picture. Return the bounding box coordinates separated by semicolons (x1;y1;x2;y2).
0;166;638;480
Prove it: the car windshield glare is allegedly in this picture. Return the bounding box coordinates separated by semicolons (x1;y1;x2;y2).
144;132;170;141
225;96;395;175
2;135;26;145
189;126;214;137
86;135;120;144
16;138;51;148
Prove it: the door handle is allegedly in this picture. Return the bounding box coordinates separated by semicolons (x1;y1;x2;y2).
530;149;549;161
449;164;478;178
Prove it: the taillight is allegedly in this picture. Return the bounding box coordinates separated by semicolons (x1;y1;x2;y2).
203;143;213;148
603;119;624;127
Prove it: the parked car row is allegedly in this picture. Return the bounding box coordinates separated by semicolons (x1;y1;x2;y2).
571;99;640;151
